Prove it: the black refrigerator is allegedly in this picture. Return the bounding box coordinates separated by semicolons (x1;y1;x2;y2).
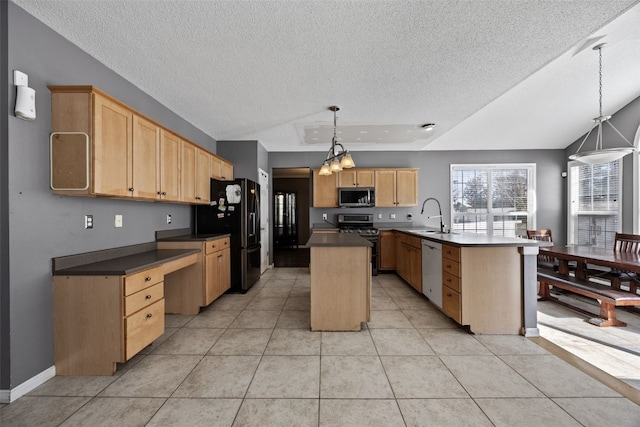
194;178;261;293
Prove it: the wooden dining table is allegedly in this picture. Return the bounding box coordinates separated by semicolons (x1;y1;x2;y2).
540;245;640;279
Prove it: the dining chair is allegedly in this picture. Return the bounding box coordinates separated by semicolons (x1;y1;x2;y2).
527;229;558;271
585;233;640;294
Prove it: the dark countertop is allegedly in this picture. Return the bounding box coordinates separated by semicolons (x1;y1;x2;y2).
307;232;372;247
157;233;231;242
311;222;339;231
53;248;200;276
391;227;545;248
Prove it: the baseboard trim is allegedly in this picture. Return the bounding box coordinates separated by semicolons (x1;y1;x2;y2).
0;365;56;403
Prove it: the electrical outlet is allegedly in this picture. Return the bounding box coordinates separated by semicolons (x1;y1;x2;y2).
166;214;172;224
322;213;327;220
390;213;396;219
377;213;382;219
13;70;28;86
115;214;123;228
84;215;93;229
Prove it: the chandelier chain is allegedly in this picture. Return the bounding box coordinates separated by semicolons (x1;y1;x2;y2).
598;45;603;118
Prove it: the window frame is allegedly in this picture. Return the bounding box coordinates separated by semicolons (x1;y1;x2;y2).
567;159;623;248
450;163;536;237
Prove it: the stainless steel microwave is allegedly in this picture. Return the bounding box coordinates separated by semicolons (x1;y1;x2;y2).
338;187;375;207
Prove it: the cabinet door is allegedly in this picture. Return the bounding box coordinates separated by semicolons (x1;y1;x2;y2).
313;169;339;207
132;115;160;199
196;148;211;204
204;252;217;306
409;246;422;292
220;161;233;180
92;94;132;197
356;169;375;187
396;169;418;206
379;231;396;270
181;141;197;203
375;170;396;206
217;248;231;296
338;170;357;187
210;155;222;179
159;130;181;202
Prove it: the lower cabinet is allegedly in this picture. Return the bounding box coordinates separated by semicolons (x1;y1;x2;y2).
53;266;166;375
395;232;422;293
158;236;231;314
379;230;396;270
441;244;462;323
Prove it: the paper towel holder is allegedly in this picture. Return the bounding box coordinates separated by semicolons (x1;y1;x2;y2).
14;70;36;121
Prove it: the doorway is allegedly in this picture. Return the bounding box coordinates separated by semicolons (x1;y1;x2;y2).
259;168;270;274
272;168;311;267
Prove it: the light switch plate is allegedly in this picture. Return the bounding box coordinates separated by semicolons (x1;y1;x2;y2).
322;213;327;220
166;214;172;224
13;70;28;86
377;214;382;219
115;214;123;228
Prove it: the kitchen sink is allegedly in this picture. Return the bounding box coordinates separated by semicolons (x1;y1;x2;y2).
410;230;452;235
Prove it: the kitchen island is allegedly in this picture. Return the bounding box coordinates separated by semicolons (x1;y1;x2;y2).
387;228;543;336
307;232;372;331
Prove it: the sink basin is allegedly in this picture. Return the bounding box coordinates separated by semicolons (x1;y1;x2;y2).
409;229;455;236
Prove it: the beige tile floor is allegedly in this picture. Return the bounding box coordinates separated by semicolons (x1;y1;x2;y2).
2;267;640;426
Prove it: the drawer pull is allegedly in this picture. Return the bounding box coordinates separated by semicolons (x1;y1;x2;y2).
146;313;153;319
145;294;152;300
446;264;451;269
145;276;152;281
161;191;166;195
447;293;452;297
218;254;223;258
129;187;134;192
447;278;451;282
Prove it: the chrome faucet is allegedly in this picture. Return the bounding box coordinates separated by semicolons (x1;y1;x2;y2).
420;197;445;233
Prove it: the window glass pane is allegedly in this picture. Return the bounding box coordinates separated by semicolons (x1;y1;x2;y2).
452;214;488;234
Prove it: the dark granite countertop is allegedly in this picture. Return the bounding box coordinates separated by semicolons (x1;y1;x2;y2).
157;233;231;242
307;232;372;247
53;245;200;276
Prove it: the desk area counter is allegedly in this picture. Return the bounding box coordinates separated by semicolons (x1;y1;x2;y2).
308;232;372;331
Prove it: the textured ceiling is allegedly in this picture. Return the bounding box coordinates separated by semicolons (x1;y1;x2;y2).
12;0;640;153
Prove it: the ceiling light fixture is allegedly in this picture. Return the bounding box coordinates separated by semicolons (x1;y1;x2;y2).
319;106;355;176
569;43;634;165
421;123;436;131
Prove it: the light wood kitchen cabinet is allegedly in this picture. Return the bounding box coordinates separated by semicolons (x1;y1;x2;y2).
181;142;211;204
396;232;422;292
312;169;339;207
49;86;232;204
374;169;419;207
158;129;181;202
379;230;397;270
441;244;462;323
338;169;375;187
132;115;160;199
53;266;165;375
211;155;234;181
158;236;231;314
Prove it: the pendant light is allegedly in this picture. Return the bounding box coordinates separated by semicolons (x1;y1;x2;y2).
569;43;634;165
318;106;355;176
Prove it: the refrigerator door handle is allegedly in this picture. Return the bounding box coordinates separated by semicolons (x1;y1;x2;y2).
249;212;256;237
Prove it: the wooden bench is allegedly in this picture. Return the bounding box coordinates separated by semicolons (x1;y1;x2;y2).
537;269;640;327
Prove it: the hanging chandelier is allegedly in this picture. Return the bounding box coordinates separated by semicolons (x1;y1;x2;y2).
569;43;634;165
318;106;355;176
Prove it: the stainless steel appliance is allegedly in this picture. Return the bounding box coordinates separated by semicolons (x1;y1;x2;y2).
422;240;442;308
336;213;378;275
194;178;260;293
338;187;375;208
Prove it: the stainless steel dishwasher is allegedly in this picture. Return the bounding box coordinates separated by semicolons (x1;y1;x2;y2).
422;240;442;308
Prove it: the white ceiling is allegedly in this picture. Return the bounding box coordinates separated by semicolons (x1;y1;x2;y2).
12;0;640;153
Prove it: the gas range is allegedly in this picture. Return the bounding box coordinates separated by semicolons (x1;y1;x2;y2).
336;214;379;237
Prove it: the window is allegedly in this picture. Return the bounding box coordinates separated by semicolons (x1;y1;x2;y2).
450;164;535;237
568;160;621;249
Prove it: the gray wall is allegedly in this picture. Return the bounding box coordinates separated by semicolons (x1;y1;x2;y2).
217;140;269;183
564;95;640;234
4;3;216;388
1;0;10;391
269;150;567;244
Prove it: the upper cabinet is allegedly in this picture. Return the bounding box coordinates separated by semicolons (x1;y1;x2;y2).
48;86;232;204
338;169;375;188
211;155;234;181
375;169;418;207
312;169;339;207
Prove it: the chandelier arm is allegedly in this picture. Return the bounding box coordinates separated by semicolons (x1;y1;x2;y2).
597;122;603;151
604;120;634;147
573;126;596;154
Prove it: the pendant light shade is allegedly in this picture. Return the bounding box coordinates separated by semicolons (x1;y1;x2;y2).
319;106;355;175
569;44;634;164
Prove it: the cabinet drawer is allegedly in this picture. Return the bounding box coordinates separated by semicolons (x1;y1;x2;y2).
442;271;460;293
124;282;164;316
205;237;230;255
124;267;163;296
125;299;165;360
442;285;461;323
442;258;461;278
442;245;460;262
